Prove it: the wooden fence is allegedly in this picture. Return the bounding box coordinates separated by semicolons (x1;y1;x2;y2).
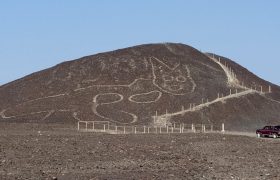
77;121;225;134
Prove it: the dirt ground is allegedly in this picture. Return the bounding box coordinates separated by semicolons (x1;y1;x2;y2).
0;123;280;180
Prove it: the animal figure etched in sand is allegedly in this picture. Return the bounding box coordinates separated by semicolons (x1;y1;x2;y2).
91;57;196;124
1;57;197;124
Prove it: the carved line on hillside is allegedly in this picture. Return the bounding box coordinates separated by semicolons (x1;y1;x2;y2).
93;93;124;105
184;65;196;93
0;109;70;120
15;93;67;107
92;93;138;124
74;57;197;96
82;74;101;83
154;89;262;126
92;104;138;124
207;55;244;89
0;109;50;119
74;78;152;92
151;57;180;70
2;56;236;124
128;90;162;104
150;57;196;95
0;93;68;120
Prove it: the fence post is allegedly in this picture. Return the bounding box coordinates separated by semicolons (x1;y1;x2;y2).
192;124;195;132
92;122;95;130
203;125;206;133
261;86;263;93
148;127;150;134
78;121;80;131
86;122;88;131
124;126;126;134
154;111;157;124
134;126;137;134
269;85;271;93
222;123;225;133
144;126;146;134
179;124;181;133
103;124;106;132
230;89;232;95
180;124;182;133
171;127;174;133
115;126;118;132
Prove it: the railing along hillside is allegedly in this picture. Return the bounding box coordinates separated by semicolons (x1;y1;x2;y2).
77;121;225;134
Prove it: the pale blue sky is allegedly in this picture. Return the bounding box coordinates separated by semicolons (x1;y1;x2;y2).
0;0;279;85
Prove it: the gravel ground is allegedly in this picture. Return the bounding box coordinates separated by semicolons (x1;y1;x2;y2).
0;123;280;180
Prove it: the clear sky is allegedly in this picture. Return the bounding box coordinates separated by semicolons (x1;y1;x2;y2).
0;0;279;85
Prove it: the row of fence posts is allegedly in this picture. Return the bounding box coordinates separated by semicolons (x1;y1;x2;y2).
154;86;271;124
210;54;272;94
77;121;225;134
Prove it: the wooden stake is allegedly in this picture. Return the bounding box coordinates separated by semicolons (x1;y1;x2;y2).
222;123;225;133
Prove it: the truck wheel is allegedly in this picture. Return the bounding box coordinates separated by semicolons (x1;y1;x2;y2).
272;134;277;139
257;133;261;138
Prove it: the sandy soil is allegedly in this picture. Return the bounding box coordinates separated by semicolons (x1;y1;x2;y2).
0;123;280;180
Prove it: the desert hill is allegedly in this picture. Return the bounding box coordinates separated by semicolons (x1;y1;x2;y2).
0;43;279;131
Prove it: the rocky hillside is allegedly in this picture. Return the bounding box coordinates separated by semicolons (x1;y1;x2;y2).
0;43;279;131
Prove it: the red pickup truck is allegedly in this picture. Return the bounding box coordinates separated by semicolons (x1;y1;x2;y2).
256;126;280;138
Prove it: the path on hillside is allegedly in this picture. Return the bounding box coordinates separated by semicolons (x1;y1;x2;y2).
155;54;265;123
206;54;246;89
157;89;258;119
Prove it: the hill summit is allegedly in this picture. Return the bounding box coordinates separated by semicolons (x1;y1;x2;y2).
1;43;279;131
